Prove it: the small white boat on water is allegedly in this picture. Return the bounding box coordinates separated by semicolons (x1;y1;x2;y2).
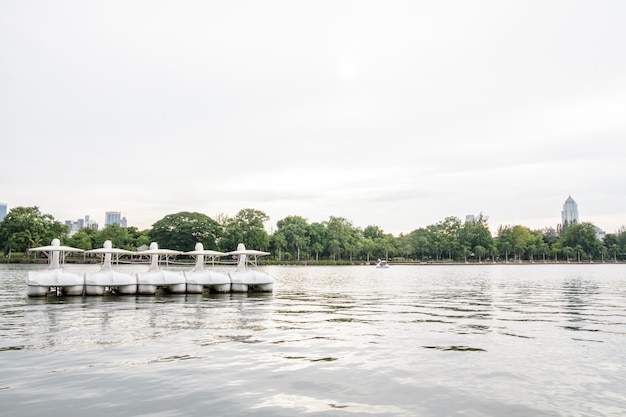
84;240;136;295
136;242;185;295
183;243;230;293
375;259;389;268
27;239;84;296
226;243;273;293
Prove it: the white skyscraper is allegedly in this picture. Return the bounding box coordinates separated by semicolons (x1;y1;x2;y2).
561;195;579;226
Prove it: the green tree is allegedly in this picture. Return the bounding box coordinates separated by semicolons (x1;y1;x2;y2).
127;226;151;249
408;228;430;261
221;208;270;251
561;223;601;261
439;216;462;260
275;215;310;261
93;223;133;250
474;245;486;263
0;206;68;257
511;225;532;261
271;233;288;261
308;222;328;261
325;216;354;261
65;228;96;250
459;215;493;258
150;211;223;252
362;236;376;263
496;226;514;262
426;224;444;261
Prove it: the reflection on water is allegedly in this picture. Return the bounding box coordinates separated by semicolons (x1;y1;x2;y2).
1;264;626;416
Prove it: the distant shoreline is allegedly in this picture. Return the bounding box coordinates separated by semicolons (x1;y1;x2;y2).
1;258;623;266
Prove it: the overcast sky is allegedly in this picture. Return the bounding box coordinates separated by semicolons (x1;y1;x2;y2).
1;1;625;236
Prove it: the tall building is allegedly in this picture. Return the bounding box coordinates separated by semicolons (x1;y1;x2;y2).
0;203;7;222
561;195;579;227
105;211;122;226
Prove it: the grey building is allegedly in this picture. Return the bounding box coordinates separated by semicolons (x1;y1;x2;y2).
561;195;579;226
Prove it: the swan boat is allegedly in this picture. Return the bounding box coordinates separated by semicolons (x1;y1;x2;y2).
135;242;185;294
183;243;230;293
27;239;85;296
25;241;274;296
375;259;389;268
84;240;136;295
226;243;273;293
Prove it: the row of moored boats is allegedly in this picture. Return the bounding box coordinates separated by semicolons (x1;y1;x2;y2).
26;239;273;296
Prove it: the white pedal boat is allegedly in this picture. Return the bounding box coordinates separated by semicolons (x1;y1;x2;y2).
136;242;185;294
84;240;136;295
183;243;230;293
226;243;273;293
27;239;84;296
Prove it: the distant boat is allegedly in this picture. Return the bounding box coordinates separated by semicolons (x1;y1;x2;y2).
375;259;389;268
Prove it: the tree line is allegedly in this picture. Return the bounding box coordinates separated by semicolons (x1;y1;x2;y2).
2;206;626;263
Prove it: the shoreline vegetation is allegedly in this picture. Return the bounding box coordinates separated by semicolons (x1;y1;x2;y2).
2;207;625;265
1;254;623;266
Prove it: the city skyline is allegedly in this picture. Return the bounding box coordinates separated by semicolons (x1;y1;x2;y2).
1;1;625;236
2;194;620;237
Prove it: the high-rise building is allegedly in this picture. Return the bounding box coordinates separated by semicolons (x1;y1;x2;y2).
105;211;122;226
561;195;579;227
0;203;7;222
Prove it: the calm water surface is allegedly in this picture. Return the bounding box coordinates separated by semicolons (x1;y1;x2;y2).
1;263;625;416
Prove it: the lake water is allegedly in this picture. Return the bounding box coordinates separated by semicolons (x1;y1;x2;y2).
1;263;625;417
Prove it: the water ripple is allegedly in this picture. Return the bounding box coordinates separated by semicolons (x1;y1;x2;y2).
2;264;626;417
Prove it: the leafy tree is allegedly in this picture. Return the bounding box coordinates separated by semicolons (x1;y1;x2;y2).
562;223;601;261
425;224;443;261
459;216;493;257
0;206;68;256
127;226;151;249
150;211;223;252
496;226;514;262
562;246;574;262
221;208;270;251
275;215;310;261
325;216;354;260
65;228;96;250
363;225;385;240
474;245;486;263
308;222;328;261
362;236;376;263
408;228;430;261
511;225;531;261
439;216;462;260
271;233;288;261
378;233;397;260
93;223;133;250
